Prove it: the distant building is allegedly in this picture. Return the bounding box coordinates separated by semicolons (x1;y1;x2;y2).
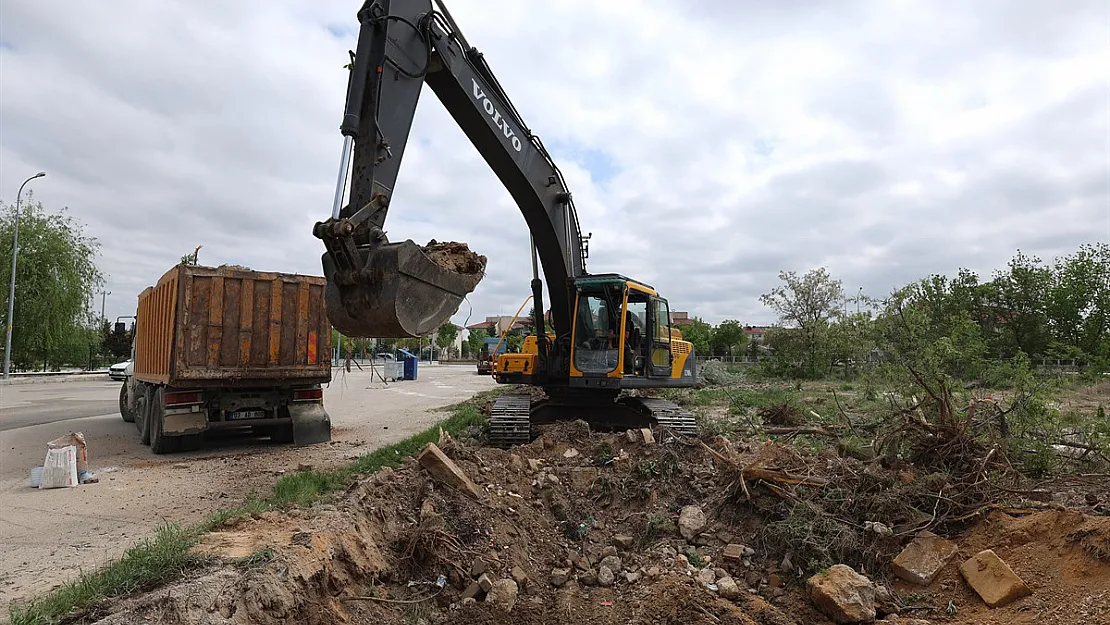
669;311;694;327
743;325;772;342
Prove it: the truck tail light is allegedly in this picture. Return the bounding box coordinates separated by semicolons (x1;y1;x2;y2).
293;388;323;402
165;390;203;406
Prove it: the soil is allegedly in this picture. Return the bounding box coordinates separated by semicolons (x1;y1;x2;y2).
74;421;1110;625
421;240;487;276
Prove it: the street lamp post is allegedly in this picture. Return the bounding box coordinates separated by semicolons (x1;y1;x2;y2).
100;290;111;325
4;171;47;378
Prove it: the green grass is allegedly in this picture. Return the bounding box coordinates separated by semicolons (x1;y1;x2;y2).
9;524;205;625
9;389;502;625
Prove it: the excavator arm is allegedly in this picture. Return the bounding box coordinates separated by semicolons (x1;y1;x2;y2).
314;0;590;340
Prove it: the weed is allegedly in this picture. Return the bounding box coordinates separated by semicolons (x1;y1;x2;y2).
638;513;671;547
593;442;614;465
634;460;658;478
683;547;706;569
239;546;276;568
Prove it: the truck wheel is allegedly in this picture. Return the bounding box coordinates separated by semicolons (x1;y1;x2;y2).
149;388;181;455
137;386;151;445
119;384;135;423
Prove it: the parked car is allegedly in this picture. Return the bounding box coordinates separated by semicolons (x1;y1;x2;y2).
109;359;132;381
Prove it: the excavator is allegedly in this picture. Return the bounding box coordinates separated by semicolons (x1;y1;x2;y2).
313;0;699;446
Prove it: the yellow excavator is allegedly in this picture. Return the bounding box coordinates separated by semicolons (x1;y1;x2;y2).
313;0;698;445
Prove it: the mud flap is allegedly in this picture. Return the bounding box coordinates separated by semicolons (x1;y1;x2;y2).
290;403;332;446
323;239;484;337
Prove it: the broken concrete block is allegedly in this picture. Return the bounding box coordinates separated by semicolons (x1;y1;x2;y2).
526;458;543;472
461;581;484;600
601;545;618;558
958;549;1032;608
892;531;959;586
723;543;745;561
510;566;528;585
807;564;877;624
563;447;580;458
416;443;483;499
485;578;518;612
678;505;707;540
697;568;716;586
612;535;634;550
579;568;598;586
597;566;615;586
640;428;655;444
600;555;623;573
717;575;742;600
477;573;493;592
549;568;570;587
508;454;527;473
470;559;488;578
625;571;642;583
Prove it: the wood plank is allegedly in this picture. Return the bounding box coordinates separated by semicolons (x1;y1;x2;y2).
251;280;270;366
269;280;283;365
295;281;309;368
238;279;253;367
207;276;224;369
219;279;241;367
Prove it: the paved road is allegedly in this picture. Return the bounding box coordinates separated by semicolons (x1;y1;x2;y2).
0;378;121;431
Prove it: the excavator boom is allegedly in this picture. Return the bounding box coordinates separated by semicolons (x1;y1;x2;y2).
314;0;588;339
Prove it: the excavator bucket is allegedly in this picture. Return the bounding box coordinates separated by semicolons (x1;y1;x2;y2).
323;239;486;338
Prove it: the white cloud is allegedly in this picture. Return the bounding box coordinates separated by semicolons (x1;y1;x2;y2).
1;0;1106;332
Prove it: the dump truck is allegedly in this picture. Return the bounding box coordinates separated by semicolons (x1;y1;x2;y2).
476;336;507;375
118;263;333;454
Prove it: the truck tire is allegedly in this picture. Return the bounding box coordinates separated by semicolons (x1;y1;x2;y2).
137;385;151;445
119;384;135;423
149;387;181;454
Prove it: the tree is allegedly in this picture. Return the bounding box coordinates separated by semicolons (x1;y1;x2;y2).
759;268;845;378
985;249;1052;359
678;317;712;356
435;322;459;358
466;327;488;357
709;319;747;359
0;194;104;371
1045;243;1109;363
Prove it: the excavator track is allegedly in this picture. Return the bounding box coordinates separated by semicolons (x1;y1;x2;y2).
488;392;698;448
489;394;533;448
622;396;699;438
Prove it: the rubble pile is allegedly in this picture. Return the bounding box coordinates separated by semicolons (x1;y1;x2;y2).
86;421;1110;625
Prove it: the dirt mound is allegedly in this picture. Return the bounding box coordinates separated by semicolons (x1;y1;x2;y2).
896;508;1110;624
85;423;1110;625
422;240;487;275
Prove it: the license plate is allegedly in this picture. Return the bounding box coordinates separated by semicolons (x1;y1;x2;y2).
228;409;266;421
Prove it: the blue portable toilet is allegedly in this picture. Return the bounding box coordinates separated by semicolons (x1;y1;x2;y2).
398;348;418;380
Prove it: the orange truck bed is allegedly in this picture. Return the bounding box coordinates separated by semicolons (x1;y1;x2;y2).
134;264;332;387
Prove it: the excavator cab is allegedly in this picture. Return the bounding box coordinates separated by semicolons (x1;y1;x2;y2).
568;275;695;388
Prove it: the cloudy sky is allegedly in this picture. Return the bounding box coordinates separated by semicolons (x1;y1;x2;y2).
2;0;1107;332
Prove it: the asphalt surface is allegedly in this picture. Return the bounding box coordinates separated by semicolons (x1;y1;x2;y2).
0;377;122;431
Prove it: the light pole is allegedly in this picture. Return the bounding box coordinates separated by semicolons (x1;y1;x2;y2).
100;290;111;325
4;171;47;378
